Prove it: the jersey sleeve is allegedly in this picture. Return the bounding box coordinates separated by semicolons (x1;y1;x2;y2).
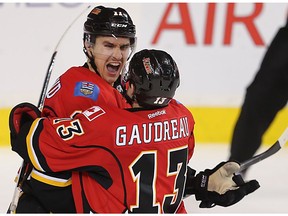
41;77;67;117
24;108;118;174
25;117;90;172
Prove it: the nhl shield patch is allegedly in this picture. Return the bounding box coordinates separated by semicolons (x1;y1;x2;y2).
74;81;99;101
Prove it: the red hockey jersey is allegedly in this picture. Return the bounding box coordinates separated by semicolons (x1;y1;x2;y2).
27;65;131;212
42;66;130;118
26;99;195;213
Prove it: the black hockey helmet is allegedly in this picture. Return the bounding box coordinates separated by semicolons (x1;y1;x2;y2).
84;5;136;44
126;49;180;108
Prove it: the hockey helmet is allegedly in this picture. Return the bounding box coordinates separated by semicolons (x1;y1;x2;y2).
126;49;180;108
84;6;136;44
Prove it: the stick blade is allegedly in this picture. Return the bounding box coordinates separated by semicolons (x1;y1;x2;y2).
278;127;288;147
239;126;288;172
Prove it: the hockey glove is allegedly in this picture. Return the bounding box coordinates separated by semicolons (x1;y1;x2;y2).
10;102;41;159
185;161;260;208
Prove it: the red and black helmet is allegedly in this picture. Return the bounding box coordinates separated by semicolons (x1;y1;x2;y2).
126;49;180;108
84;5;136;43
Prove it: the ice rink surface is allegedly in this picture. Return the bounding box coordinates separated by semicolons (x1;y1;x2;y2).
1;143;288;214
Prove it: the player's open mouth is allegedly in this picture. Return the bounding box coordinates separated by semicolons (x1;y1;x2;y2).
107;63;120;74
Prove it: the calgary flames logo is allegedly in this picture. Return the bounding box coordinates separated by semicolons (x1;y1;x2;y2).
142;57;153;74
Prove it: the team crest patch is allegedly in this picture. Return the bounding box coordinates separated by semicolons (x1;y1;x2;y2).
74;82;99;101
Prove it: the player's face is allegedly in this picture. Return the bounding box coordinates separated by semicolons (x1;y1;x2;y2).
91;36;131;85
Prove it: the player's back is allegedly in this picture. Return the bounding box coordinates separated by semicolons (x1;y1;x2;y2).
67;99;196;213
116;101;194;213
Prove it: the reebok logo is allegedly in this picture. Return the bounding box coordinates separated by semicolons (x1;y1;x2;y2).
147;110;166;119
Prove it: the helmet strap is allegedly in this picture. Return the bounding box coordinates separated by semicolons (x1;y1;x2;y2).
83;46;100;76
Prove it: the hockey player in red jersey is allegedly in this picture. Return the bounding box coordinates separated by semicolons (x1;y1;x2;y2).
10;49;260;213
9;5;136;213
42;5;135;117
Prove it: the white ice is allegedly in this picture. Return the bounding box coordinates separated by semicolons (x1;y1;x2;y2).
1;144;288;214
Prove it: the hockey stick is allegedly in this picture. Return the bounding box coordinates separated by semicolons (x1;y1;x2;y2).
239;127;288;172
9;5;91;213
38;5;91;111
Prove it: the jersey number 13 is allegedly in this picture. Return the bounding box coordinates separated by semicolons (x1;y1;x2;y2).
129;146;188;213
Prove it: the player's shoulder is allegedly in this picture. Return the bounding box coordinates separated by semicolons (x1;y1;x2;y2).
169;99;186;109
169;99;193;116
59;66;103;89
61;66;89;78
80;104;128;123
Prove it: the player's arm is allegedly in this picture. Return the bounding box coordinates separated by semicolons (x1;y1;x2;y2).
184;161;260;208
41;77;68;117
10;102;108;174
10;102;76;172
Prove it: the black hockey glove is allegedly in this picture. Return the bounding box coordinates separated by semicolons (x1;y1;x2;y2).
185;161;260;208
10;102;41;160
